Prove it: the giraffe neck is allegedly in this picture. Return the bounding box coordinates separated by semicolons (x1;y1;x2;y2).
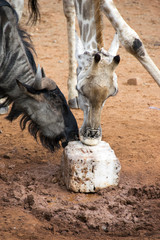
74;0;103;52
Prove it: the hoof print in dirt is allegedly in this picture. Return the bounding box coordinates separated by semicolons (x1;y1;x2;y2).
24;195;35;209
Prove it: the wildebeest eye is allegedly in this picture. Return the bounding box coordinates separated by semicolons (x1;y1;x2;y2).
45;87;67;107
49;91;57;98
48;92;62;105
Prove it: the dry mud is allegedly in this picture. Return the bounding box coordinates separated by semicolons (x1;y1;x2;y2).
0;0;160;239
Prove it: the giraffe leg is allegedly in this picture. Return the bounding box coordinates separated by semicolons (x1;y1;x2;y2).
63;0;79;109
102;0;160;87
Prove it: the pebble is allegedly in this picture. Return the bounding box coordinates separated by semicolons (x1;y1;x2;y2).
154;41;160;46
0;162;5;169
24;194;35;207
3;154;10;159
127;78;138;85
8;164;15;169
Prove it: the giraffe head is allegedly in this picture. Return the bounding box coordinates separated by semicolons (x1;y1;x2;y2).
76;49;120;146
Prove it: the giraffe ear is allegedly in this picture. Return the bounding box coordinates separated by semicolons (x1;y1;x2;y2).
108;32;119;56
110;55;120;70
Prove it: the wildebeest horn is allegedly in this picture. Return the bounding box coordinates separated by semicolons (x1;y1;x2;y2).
41;77;57;90
36;64;42;81
34;65;56;90
34;64;42;89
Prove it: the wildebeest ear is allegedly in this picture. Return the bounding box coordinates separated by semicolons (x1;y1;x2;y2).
16;80;43;101
16;80;28;93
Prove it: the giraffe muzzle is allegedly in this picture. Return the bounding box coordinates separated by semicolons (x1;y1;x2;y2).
79;127;102;146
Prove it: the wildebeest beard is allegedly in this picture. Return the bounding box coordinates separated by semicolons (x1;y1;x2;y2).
5;85;79;152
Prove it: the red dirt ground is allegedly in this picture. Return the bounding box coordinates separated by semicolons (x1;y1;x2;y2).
0;0;160;239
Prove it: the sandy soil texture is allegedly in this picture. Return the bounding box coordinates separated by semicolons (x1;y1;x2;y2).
0;0;160;239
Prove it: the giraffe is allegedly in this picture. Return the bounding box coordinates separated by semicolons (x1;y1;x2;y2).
65;0;120;146
63;0;160;146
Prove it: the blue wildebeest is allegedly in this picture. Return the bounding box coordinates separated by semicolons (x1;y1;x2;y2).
0;0;79;151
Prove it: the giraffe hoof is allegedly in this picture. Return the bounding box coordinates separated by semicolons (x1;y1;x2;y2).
68;97;79;109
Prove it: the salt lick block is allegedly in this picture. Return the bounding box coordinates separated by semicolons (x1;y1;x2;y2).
61;141;121;193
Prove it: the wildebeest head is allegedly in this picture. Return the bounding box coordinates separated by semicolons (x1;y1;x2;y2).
7;67;79;151
76;49;120;146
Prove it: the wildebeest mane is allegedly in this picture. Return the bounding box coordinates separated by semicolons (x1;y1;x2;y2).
0;24;36;106
28;0;40;25
18;27;37;74
21;115;65;151
0;13;37;108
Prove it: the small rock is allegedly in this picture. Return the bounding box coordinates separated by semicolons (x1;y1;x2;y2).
154;41;160;46
127;78;138;85
8;164;15;169
0;173;8;182
0;162;5;169
3;154;10;159
24;194;35;208
2;196;10;202
44;212;52;221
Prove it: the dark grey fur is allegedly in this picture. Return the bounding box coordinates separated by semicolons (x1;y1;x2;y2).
0;1;79;151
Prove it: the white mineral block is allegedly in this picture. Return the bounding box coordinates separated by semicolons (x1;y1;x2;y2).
61;141;121;193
